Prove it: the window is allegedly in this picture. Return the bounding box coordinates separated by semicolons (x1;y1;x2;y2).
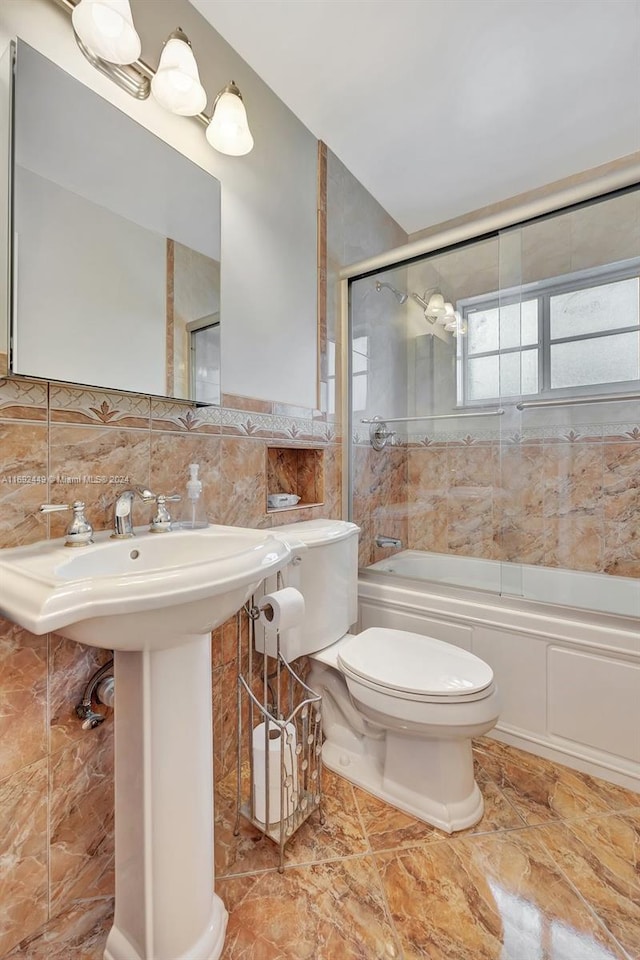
352;336;369;412
458;263;640;405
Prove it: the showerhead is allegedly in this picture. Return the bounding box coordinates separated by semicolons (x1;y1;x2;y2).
375;280;408;305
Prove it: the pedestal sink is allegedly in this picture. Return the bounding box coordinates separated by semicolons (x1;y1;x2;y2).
0;525;293;960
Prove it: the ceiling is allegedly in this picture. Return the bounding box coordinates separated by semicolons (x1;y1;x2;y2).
190;0;640;235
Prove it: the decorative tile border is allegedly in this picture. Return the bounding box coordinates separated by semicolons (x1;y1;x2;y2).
150;399;220;434
49;386;150;428
220;408;272;438
271;415;315;442
0;378;48;421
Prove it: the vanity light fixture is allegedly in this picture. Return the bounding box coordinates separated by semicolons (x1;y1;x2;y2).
410;290;466;335
53;0;254;155
71;0;141;65
205;82;254;156
151;29;207;116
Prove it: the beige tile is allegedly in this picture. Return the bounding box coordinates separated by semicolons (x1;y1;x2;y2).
377;828;628;959
0;759;48;956
0;421;49;548
602;443;640;524
602;521;640;579
536;809;640;959
0;620;47;781
543;443;604;519
407;447;449;496
543;515;604;572
407;496;448;553
447;488;497;559
48;425;151;536
1;898;113;960
474;739;639;826
219;437;268;528
218;856;400;959
370;447;407;509
448;445;498;488
49;723;115;915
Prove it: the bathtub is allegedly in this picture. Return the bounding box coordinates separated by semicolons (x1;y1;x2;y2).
368;550;640;619
358;552;640;792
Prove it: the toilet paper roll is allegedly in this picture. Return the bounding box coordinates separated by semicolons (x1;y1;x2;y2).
252;721;298;825
257;587;305;632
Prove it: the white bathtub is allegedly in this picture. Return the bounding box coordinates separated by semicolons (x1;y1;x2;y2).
369;550;640;619
358;554;640;792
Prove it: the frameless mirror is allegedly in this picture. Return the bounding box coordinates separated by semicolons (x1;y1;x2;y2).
6;40;221;403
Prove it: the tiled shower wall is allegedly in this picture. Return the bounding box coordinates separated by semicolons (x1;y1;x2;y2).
354;422;640;578
0;378;341;956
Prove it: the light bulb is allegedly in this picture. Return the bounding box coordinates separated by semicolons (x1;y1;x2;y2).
151;31;207;116
71;0;141;64
206;83;254;156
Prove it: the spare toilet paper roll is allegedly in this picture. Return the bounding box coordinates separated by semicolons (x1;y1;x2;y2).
252;721;298;825
258;587;305;632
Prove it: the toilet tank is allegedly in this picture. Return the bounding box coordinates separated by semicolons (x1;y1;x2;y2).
257;519;360;661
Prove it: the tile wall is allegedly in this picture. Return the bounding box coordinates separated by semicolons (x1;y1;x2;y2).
354;419;640;577
0;377;342;956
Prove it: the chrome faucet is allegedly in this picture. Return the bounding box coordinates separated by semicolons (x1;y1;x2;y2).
112;485;156;539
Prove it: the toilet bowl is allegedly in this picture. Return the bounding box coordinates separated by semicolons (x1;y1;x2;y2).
309;627;500;832
264;519;500;833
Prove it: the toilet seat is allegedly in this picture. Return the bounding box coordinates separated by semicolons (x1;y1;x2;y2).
337;628;495;704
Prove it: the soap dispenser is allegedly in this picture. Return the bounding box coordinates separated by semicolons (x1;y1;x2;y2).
180;463;208;529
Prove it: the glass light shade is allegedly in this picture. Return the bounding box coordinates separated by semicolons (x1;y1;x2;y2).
438;302;456;325
426;293;446;317
151;35;207;116
206;85;254;156
71;0;141;65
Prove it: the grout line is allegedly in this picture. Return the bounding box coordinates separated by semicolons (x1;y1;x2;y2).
369;851;406;960
217;848;377;883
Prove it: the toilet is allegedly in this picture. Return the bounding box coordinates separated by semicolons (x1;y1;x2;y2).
264;519;501;833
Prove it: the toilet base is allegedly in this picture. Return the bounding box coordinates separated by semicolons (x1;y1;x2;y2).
321;735;484;834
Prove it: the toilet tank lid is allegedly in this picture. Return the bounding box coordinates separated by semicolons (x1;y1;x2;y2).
269;519;359;547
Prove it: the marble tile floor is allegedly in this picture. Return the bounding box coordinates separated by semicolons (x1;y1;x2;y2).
4;738;639;960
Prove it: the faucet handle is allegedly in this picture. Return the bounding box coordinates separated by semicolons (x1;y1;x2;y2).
150;493;181;533
40;501;94;547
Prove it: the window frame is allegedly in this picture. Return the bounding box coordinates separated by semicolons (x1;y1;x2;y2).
456;258;640;407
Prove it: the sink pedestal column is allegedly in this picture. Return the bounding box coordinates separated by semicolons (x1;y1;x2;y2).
104;634;227;960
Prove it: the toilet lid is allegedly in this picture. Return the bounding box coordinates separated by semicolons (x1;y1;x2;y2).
337;628;494;697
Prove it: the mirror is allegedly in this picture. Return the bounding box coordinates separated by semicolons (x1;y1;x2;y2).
6;41;221;402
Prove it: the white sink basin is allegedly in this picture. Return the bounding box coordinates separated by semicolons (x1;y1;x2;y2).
0;524;290;650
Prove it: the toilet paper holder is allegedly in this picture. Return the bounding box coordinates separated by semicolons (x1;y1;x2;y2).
235;572;324;872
